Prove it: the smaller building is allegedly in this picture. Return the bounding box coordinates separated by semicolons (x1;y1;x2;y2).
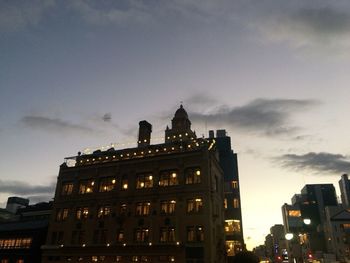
324;205;350;262
0;201;52;263
339;174;350;208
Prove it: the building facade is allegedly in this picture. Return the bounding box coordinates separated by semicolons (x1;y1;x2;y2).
0;201;52;263
339;174;350;208
42;106;241;263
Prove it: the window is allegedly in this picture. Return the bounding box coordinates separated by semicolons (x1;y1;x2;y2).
97;206;111;218
91;256;105;262
99;177;116;192
0;238;32;249
160;227;176;242
132;256;150;262
231;180;238;189
115;256;123;262
79;180;95;194
136;173;153;189
76;207;89;220
120;203;127;215
187;198;203;213
71;231;85;245
288;210;301;217
160;200;176;215
225;220;241;234
185;168;201;184
159;170;178;186
121;176;128;190
93;229;107;244
134;228;150;242
224;198;228;209
56;208;69;222
233;198;240;208
159;256;175;262
116;230;124;242
187;226;204;242
136;202;150;216
61;182;73;195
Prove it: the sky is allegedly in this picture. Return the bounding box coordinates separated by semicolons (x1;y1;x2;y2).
1;0;350;250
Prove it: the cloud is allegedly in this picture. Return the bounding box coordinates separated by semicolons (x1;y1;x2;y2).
26;195;53;204
254;3;350;53
69;0;153;26
190;98;319;136
21;115;96;135
102;113;112;122
277;152;350;175
0;180;55;196
0;0;55;32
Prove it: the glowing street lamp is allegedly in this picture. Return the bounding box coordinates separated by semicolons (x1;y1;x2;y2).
303;218;311;225
285;233;294;240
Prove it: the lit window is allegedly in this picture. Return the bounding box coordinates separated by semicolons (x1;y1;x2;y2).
99;177;116;192
160;200;176;215
159;170;179;186
97;206;111;218
121;176;128;190
115;256;122;262
159;256;175;262
160;227;176;242
135;202;151;216
342;223;350;229
185;168;201;184
120;203;127;215
56;208;69;222
187;198;203;213
0;238;32;249
225;220;241;234
76;207;89;220
136;173;153;189
231;181;238;189
224;198;228;209
61;182;73;195
233;198;240;208
79;180;95;194
187;226;204;242
134;228;150;242
288;210;301;217
116;230;124;242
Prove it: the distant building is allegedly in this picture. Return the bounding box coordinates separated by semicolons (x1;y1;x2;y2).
339;174;350;208
282;184;338;262
324;205;350;262
42;105;243;263
213;129;244;256
5;197;29;214
0;201;52;263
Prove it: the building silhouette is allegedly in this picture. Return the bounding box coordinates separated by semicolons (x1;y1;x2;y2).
0;199;52;263
42;105;244;263
339;174;350;208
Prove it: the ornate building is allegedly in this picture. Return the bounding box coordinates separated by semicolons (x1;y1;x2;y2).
42;105;243;263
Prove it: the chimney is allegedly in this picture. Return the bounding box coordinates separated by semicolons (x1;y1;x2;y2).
138;120;152;147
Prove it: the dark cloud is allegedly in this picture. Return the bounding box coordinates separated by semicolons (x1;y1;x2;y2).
102;113;112;122
21;116;96;134
277;152;350;175
190;98;319;136
184;93;218;106
26;195;53;204
0;180;55;196
255;3;350;52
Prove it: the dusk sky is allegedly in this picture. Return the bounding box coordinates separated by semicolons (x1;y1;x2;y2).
1;0;350;250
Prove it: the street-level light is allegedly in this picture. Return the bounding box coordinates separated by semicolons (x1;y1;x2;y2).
303;218;311;225
285;233;294;240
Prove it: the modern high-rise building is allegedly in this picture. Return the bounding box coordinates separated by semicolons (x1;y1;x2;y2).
42;105;244;263
282;184;338;262
339;174;350;208
211;129;244;256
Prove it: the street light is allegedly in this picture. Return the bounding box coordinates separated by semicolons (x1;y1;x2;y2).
285;233;294;240
303;218;311;225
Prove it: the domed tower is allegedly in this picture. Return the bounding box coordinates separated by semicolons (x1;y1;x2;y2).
165;105;196;143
